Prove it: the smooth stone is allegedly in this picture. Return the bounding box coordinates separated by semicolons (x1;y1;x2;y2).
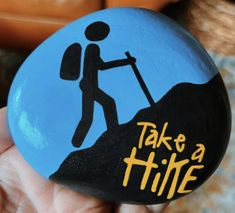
7;8;231;204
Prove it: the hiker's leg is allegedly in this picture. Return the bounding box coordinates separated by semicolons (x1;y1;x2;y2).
95;88;118;130
72;89;94;147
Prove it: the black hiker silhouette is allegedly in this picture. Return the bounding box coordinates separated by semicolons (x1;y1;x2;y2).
60;21;137;147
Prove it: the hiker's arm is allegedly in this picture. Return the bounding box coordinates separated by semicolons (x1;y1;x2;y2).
99;57;135;70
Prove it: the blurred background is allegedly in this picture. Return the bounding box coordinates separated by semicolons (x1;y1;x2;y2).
0;0;234;212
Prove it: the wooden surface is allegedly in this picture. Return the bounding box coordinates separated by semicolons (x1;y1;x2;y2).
0;0;103;50
0;15;65;50
0;0;180;50
0;0;103;20
106;0;178;10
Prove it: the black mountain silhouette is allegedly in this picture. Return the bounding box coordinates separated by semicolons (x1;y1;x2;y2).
50;73;231;204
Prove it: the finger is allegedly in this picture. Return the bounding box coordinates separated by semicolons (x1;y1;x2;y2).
117;202;169;213
116;204;151;213
1;146;112;212
147;202;170;213
0;107;13;154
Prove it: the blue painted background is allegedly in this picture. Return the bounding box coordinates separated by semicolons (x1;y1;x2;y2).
7;8;218;178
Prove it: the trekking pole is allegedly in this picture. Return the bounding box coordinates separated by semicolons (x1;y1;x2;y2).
125;51;155;106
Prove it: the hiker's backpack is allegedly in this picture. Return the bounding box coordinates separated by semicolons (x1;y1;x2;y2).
60;43;82;80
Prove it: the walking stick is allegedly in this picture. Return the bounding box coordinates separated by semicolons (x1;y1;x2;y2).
125;51;155;106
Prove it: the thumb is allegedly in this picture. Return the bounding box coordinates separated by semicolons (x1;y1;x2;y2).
0;107;13;154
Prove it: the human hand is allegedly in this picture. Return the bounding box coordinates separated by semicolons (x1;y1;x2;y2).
125;52;136;65
0;107;169;213
128;56;136;64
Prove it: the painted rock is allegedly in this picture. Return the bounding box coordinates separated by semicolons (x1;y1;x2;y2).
7;8;231;204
